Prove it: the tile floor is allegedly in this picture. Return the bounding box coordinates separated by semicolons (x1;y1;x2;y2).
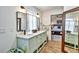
40;40;62;53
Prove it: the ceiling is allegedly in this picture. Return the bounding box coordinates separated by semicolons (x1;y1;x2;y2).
35;6;63;11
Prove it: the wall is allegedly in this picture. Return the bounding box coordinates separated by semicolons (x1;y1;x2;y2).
41;8;63;40
0;6;16;52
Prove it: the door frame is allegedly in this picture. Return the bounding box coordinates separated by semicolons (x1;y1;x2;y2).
62;7;79;53
50;14;63;41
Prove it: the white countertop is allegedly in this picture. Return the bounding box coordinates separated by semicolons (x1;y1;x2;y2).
65;32;78;35
71;32;78;35
16;30;46;39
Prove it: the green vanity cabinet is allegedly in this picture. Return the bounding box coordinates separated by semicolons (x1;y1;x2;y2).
65;32;78;46
17;31;47;53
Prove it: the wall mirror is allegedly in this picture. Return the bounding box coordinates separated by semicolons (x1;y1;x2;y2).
16;11;27;32
26;13;40;34
62;7;79;53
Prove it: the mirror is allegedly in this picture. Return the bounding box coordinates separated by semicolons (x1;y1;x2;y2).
64;10;79;53
37;17;40;31
26;13;40;34
16;12;27;32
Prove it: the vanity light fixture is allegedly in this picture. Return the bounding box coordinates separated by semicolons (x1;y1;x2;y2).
20;6;25;9
18;6;26;13
37;13;40;18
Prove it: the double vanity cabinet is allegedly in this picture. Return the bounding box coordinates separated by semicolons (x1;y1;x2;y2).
16;31;47;53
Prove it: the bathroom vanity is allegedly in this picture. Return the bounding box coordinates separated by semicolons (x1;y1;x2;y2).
16;30;47;53
16;9;47;53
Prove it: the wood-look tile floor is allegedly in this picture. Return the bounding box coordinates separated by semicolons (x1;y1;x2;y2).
65;46;78;53
40;40;62;53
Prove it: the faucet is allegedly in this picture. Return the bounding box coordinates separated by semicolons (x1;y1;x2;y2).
24;30;26;35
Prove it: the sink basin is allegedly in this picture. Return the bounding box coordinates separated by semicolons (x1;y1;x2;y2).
32;30;37;33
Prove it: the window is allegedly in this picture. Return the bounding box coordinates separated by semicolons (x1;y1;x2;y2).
65;18;74;32
27;14;38;33
27;14;33;32
32;16;37;29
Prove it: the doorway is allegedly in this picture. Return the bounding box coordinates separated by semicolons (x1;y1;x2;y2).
51;14;63;41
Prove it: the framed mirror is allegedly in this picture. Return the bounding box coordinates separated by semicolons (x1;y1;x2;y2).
62;7;79;53
16;11;27;32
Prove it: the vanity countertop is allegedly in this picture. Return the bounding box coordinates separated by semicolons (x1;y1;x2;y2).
16;30;46;39
71;32;78;35
65;32;78;35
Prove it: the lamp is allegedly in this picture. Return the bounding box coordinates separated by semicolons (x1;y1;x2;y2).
20;6;25;9
17;6;26;13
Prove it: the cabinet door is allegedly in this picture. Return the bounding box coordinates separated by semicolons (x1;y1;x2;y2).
43;32;47;41
29;37;37;52
65;33;71;43
71;34;78;45
41;32;46;42
39;32;46;45
17;37;29;52
36;35;41;47
38;33;43;45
